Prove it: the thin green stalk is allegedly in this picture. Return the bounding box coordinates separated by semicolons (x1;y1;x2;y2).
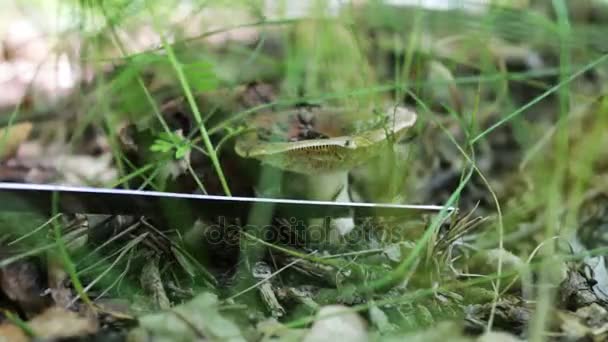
110;163;155;188
97;18;302;64
208;64;567;136
69;233;148;307
0;64;579;127
530;1;571;340
186;161;208;195
117;157;164;191
146;2;231;196
2;310;36;337
426;90;506;331
471;52;608;144
0;243;58;268
363;163;473;293
240;231;346;269
76;220;141;266
0;55;50;154
100;80;129;187
95;249;134;300
0;106;20;158
51;192;94;309
396;7;423;101
227;256;304;301
8;214;62;246
99;2;211;195
164;46;231;195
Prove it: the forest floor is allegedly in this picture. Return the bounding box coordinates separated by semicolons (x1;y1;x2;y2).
1;1;608;341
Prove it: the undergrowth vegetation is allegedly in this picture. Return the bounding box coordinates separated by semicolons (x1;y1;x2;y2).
1;0;608;341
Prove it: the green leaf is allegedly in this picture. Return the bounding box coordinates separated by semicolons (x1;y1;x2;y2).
150;139;173;153
129;292;246;342
175;145;190;159
182;60;219;92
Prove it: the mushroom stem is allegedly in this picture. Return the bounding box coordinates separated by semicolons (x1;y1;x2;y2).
302;171;355;242
305;171;349;202
329;181;356;236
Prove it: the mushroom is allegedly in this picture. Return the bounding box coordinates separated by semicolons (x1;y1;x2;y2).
235;105;417;240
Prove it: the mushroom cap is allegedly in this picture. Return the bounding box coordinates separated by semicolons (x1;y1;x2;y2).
235;105;417;174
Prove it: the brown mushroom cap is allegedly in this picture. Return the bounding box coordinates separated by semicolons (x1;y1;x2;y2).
235;105;417;174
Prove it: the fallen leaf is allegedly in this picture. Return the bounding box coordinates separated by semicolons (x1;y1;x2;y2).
369;304;396;333
46;255;73;309
0;324;28;342
0;122;32;161
28;306;98;339
140;257;171;310
477;331;523;342
303;305;368;342
257;319;306;342
129;292;246;342
557;311;592;342
16;143;118;186
468;248;528;293
376;321;471;342
0;257;50;317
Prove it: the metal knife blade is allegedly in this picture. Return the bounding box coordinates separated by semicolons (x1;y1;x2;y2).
0;182;455;219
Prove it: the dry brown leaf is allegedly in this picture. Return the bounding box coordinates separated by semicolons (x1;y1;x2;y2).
13;141;118;185
0;122;32;160
46;256;73;309
0;258;50;317
28;306;98;339
0;324;28;342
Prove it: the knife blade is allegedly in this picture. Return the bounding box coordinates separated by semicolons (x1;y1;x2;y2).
0;182;455;219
